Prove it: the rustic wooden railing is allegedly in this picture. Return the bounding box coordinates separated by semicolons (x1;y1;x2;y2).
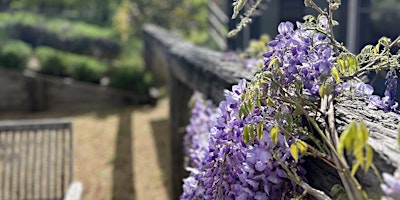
143;24;400;200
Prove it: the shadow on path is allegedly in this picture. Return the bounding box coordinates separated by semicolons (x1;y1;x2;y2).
112;109;135;200
150;119;171;198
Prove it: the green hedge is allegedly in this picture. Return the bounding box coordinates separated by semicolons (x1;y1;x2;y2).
0;12;121;59
35;47;68;76
67;56;107;83
0;39;32;70
35;46;107;83
109;65;152;95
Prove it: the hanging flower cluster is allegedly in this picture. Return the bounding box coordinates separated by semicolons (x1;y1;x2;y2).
181;80;306;199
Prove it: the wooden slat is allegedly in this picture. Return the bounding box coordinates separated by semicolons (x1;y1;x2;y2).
9;131;16;200
208;0;228;50
68;126;73;189
54;129;59;198
39;129;45;199
47;129;51;198
208;1;229;24
16;131;23;200
24;131;31;200
208;14;227;38
1;131;8;200
61;128;66;197
0;119;72;200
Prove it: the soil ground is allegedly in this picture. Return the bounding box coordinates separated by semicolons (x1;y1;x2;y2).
0;98;171;200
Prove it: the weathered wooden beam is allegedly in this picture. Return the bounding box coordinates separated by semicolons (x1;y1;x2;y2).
168;76;192;200
143;23;400;199
143;24;252;103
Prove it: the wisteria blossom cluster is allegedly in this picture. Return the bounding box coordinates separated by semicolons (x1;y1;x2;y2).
181;80;305;199
182;8;400;198
381;166;400;200
184;95;220;169
263;21;335;95
264;21;399;112
368;70;399;112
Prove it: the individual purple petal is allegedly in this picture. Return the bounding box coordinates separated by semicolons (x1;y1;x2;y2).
278;22;294;35
363;84;374;96
267;172;279;184
255;161;266;172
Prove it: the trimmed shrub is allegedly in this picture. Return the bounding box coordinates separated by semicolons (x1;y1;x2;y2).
0;12;121;59
67;55;107;83
109;66;152;95
35;46;68;76
0;39;32;70
35;46;107;83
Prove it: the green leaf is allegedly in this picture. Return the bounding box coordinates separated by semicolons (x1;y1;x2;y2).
232;0;246;19
351;160;360;176
296;140;308;154
247;100;254;112
256;99;262;108
256;123;264;140
331;67;341;83
290;143;299;162
293;106;301;116
373;43;380;54
357;121;369;147
365;144;373;172
337;59;345;74
268;57;277;68
249;124;255;142
338;121;357;155
353;146;364;168
239;106;245;118
337;193;348;200
243;125;250;144
266;98;275;107
286;115;293;126
346;55;360;74
330;3;340;10
270;126;279;143
319;83;331;97
330;184;345;198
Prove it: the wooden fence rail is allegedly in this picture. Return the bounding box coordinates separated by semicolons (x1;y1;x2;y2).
143;24;400;200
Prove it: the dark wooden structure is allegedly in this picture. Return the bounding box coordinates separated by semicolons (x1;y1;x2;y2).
0;118;81;200
144;24;400;200
211;0;400;54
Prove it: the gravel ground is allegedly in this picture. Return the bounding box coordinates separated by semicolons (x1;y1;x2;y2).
0;98;171;200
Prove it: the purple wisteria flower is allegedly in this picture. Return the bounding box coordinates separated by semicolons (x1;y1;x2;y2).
184;95;220;168
381;166;400;200
263;21;335;95
181;80;306;200
368;71;399;112
340;81;374;97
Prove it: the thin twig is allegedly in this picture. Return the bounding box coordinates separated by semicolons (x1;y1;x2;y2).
298;181;332;200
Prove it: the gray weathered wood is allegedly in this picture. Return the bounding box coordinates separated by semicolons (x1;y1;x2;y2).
143;24;400;199
0;118;76;200
169;76;192;200
143;24;252;102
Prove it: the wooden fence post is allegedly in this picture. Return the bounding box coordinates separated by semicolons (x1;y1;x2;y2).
169;74;192;200
25;73;48;111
